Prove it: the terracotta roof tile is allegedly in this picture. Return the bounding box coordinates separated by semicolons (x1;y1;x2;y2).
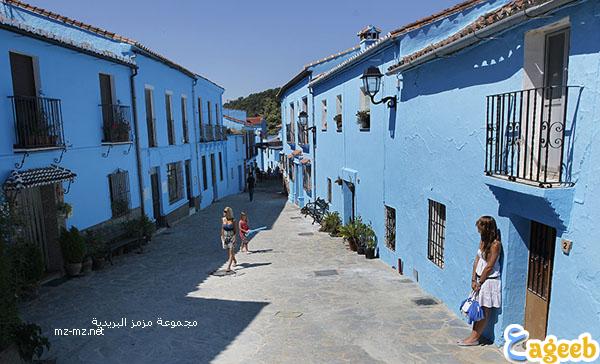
246;116;263;125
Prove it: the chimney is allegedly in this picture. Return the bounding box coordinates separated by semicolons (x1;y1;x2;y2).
357;25;381;51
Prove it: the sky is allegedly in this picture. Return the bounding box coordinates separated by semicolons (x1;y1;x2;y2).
24;0;465;101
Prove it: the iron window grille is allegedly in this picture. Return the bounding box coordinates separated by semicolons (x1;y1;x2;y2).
9;96;65;150
385;205;396;251
108;169;131;218
327;178;332;203
427;200;446;268
303;164;312;195
167;162;184;203
100;104;132;143
288;159;294;182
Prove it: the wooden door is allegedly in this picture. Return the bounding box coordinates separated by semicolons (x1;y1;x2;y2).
541;28;570;180
210;154;218;200
184;160;193;207
99;74;114;127
10;52;36;97
524;221;557;340
16;187;48;270
150;170;163;226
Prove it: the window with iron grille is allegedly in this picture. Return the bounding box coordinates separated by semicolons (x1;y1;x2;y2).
207;100;212;124
166;93;175;145
108;169;130;218
385;205;396;251
218;152;223;181
327;178;332;203
303;164;312;195
427;200;446;268
201;156;208;191
167;162;184;203
288;159;294;182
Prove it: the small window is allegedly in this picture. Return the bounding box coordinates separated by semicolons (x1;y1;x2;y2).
335;95;342;132
321;100;327;131
327;178;332;203
358;88;371;130
201;156;208;190
145;88;157;147
427;200;446;268
108;169;131;218
303;164;312;196
167;162;184;203
385;206;396;251
165;93;175;145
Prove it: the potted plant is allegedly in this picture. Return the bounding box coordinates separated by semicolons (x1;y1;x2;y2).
334;114;342;130
56;201;73;219
124;214;156;244
363;223;377;259
8;242;44;299
85;231;107;270
319;212;341;236
13;323;50;363
338;218;363;252
59;227;85;277
356;110;370;129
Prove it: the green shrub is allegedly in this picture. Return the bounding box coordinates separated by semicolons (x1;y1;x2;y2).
320;212;341;235
0;240;20;351
124;214;156;240
8;243;44;294
59;227;85;264
14;323;49;362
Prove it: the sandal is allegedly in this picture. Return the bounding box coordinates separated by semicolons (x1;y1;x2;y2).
457;340;479;347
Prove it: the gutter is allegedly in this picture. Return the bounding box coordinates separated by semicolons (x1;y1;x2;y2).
129;66;146;216
191;78;202;206
387;0;578;75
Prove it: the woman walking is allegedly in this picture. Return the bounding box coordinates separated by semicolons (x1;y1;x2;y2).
459;216;502;346
221;207;238;272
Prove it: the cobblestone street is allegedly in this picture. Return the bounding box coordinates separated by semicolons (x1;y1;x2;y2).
21;183;506;363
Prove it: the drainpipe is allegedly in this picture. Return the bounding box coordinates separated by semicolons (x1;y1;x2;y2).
191;78;201;207
309;86;317;203
129;66;146;216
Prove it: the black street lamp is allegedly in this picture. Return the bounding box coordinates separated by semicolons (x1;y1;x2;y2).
298;110;316;145
361;66;397;108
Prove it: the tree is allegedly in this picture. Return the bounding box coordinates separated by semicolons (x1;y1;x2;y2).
224;88;281;135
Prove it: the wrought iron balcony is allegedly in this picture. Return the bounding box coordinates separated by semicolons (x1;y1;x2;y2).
485;86;582;188
201;124;214;142
100;104;132;143
9;95;64;150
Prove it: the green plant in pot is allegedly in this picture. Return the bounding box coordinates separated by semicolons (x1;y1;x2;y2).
319;212;341;236
356;110;370;129
124;214;156;243
363;223;377;259
85;231;107;270
56;201;72;218
13;322;50;362
338;217;364;252
59;227;85;277
334;114;342;130
8;242;44;299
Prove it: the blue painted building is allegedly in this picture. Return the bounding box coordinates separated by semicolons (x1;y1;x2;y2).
285;0;600;345
0;0;229;275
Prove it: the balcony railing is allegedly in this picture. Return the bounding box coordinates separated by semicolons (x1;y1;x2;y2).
201;124;214;142
9;95;64;150
485;86;582;188
100;104;132;143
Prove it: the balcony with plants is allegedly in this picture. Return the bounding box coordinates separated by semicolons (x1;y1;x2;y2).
9;95;65;151
100;104;132;144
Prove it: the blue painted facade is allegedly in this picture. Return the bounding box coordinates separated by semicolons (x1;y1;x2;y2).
283;0;600;346
0;1;235;273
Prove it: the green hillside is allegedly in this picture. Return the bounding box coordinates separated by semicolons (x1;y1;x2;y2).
224;88;281;135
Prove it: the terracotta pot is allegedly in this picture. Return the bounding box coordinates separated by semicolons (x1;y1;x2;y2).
92;257;106;270
81;257;93;275
65;263;82;277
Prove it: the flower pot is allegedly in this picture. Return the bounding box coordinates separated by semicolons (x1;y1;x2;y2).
365;247;376;259
81;257;93;275
348;238;358;252
65;262;82;277
357;245;365;255
92;257;106;270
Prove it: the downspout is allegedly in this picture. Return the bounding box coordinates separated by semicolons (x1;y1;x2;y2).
309;85;316;203
191;78;201;207
129;66;146;216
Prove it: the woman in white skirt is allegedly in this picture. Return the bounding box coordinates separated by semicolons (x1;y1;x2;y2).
459;216;502;346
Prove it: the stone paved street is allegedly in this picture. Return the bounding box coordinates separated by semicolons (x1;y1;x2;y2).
21;183;507;363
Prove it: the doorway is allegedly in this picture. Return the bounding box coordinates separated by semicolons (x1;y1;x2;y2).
341;181;355;224
184;160;193;208
150;168;163;227
524;221;557;340
210;154;218;201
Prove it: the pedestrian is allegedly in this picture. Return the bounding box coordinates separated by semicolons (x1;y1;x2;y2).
221;207;238;272
247;172;255;201
239;212;250;253
255;166;262;183
459;216;502;346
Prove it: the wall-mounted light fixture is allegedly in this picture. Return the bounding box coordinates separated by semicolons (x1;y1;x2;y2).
361;66;397;108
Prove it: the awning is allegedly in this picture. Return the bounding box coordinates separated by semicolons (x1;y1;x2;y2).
4;164;76;191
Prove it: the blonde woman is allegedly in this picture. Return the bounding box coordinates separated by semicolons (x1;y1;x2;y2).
221;207;238;272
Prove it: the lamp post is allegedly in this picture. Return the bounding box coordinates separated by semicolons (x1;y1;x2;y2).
298;111;316;145
361;66;397;108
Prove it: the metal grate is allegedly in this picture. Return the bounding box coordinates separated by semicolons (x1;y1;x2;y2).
298;232;314;236
413;298;438;306
108;169;131;217
314;269;338;277
527;221;556;300
385;205;396;251
427;200;445;269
